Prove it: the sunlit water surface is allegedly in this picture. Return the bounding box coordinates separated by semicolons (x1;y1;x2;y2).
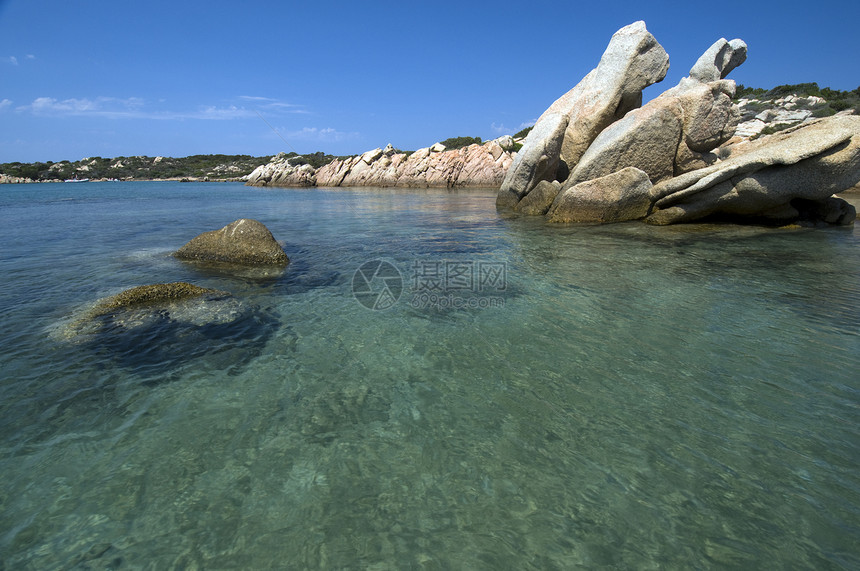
1;182;858;569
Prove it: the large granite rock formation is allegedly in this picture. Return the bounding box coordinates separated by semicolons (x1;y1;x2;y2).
246;138;516;189
174;219;289;266
497;21;670;208
498;23;860;226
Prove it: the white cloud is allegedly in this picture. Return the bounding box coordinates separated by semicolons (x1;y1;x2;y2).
7;56;18;66
0;99;12;111
282;126;359;143
15;95;313;122
26;54;36;60
491;120;536;135
20;96;145;118
238;95;308;114
193;105;254;120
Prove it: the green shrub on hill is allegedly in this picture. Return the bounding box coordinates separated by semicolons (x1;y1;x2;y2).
513;126;534;139
439;136;482;150
766;82;821;98
287;151;345;169
735;83;860;115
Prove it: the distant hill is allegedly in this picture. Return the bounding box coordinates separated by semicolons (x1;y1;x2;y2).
0;154;276;182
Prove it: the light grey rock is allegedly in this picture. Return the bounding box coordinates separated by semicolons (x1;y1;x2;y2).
495;135;516;152
547;167;654;223
677;80;740;153
175;218;289;266
0;173;34;184
496;113;568;208
565;75;741;188
245;154;316;187
648;115;860;224
558;21;671;169
565;100;683;187
688;38;747;83
497;21;669;208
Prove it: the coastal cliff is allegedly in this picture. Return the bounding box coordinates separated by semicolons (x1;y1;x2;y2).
245;137;518;189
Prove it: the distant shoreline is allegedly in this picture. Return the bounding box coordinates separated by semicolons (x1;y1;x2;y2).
0;177;247;184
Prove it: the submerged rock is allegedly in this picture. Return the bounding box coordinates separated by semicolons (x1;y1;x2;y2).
61;281;232;338
90;282;226;313
174;218;289;266
56;282;280;380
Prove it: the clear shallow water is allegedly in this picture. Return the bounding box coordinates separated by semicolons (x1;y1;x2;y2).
1;181;859;569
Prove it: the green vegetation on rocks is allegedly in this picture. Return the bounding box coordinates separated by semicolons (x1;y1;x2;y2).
513;126;534;139
735;83;860;115
438;136;482;150
278;151;351;169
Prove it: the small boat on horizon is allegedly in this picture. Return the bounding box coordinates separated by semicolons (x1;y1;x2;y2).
64;177;90;182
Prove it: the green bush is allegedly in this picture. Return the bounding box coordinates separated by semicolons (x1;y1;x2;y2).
757;123;794;137
734;85;767;100
439;136;482;150
766;83;820;98
831;100;851;112
513;126;534;139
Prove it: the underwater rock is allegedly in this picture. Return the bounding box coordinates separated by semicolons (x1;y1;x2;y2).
56;281;279;380
62;281;233;338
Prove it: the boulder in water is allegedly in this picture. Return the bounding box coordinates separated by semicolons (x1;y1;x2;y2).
174;219;289;266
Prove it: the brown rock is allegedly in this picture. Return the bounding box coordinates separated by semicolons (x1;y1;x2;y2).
515;180;561;215
91;282;227;315
174;219;289;266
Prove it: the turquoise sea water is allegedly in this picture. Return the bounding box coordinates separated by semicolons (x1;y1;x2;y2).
1;181;859;569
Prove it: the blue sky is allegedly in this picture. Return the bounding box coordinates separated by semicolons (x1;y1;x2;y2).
1;0;858;163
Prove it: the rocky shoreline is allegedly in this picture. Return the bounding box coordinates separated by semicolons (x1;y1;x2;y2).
242;97;858;195
245;138;520;189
